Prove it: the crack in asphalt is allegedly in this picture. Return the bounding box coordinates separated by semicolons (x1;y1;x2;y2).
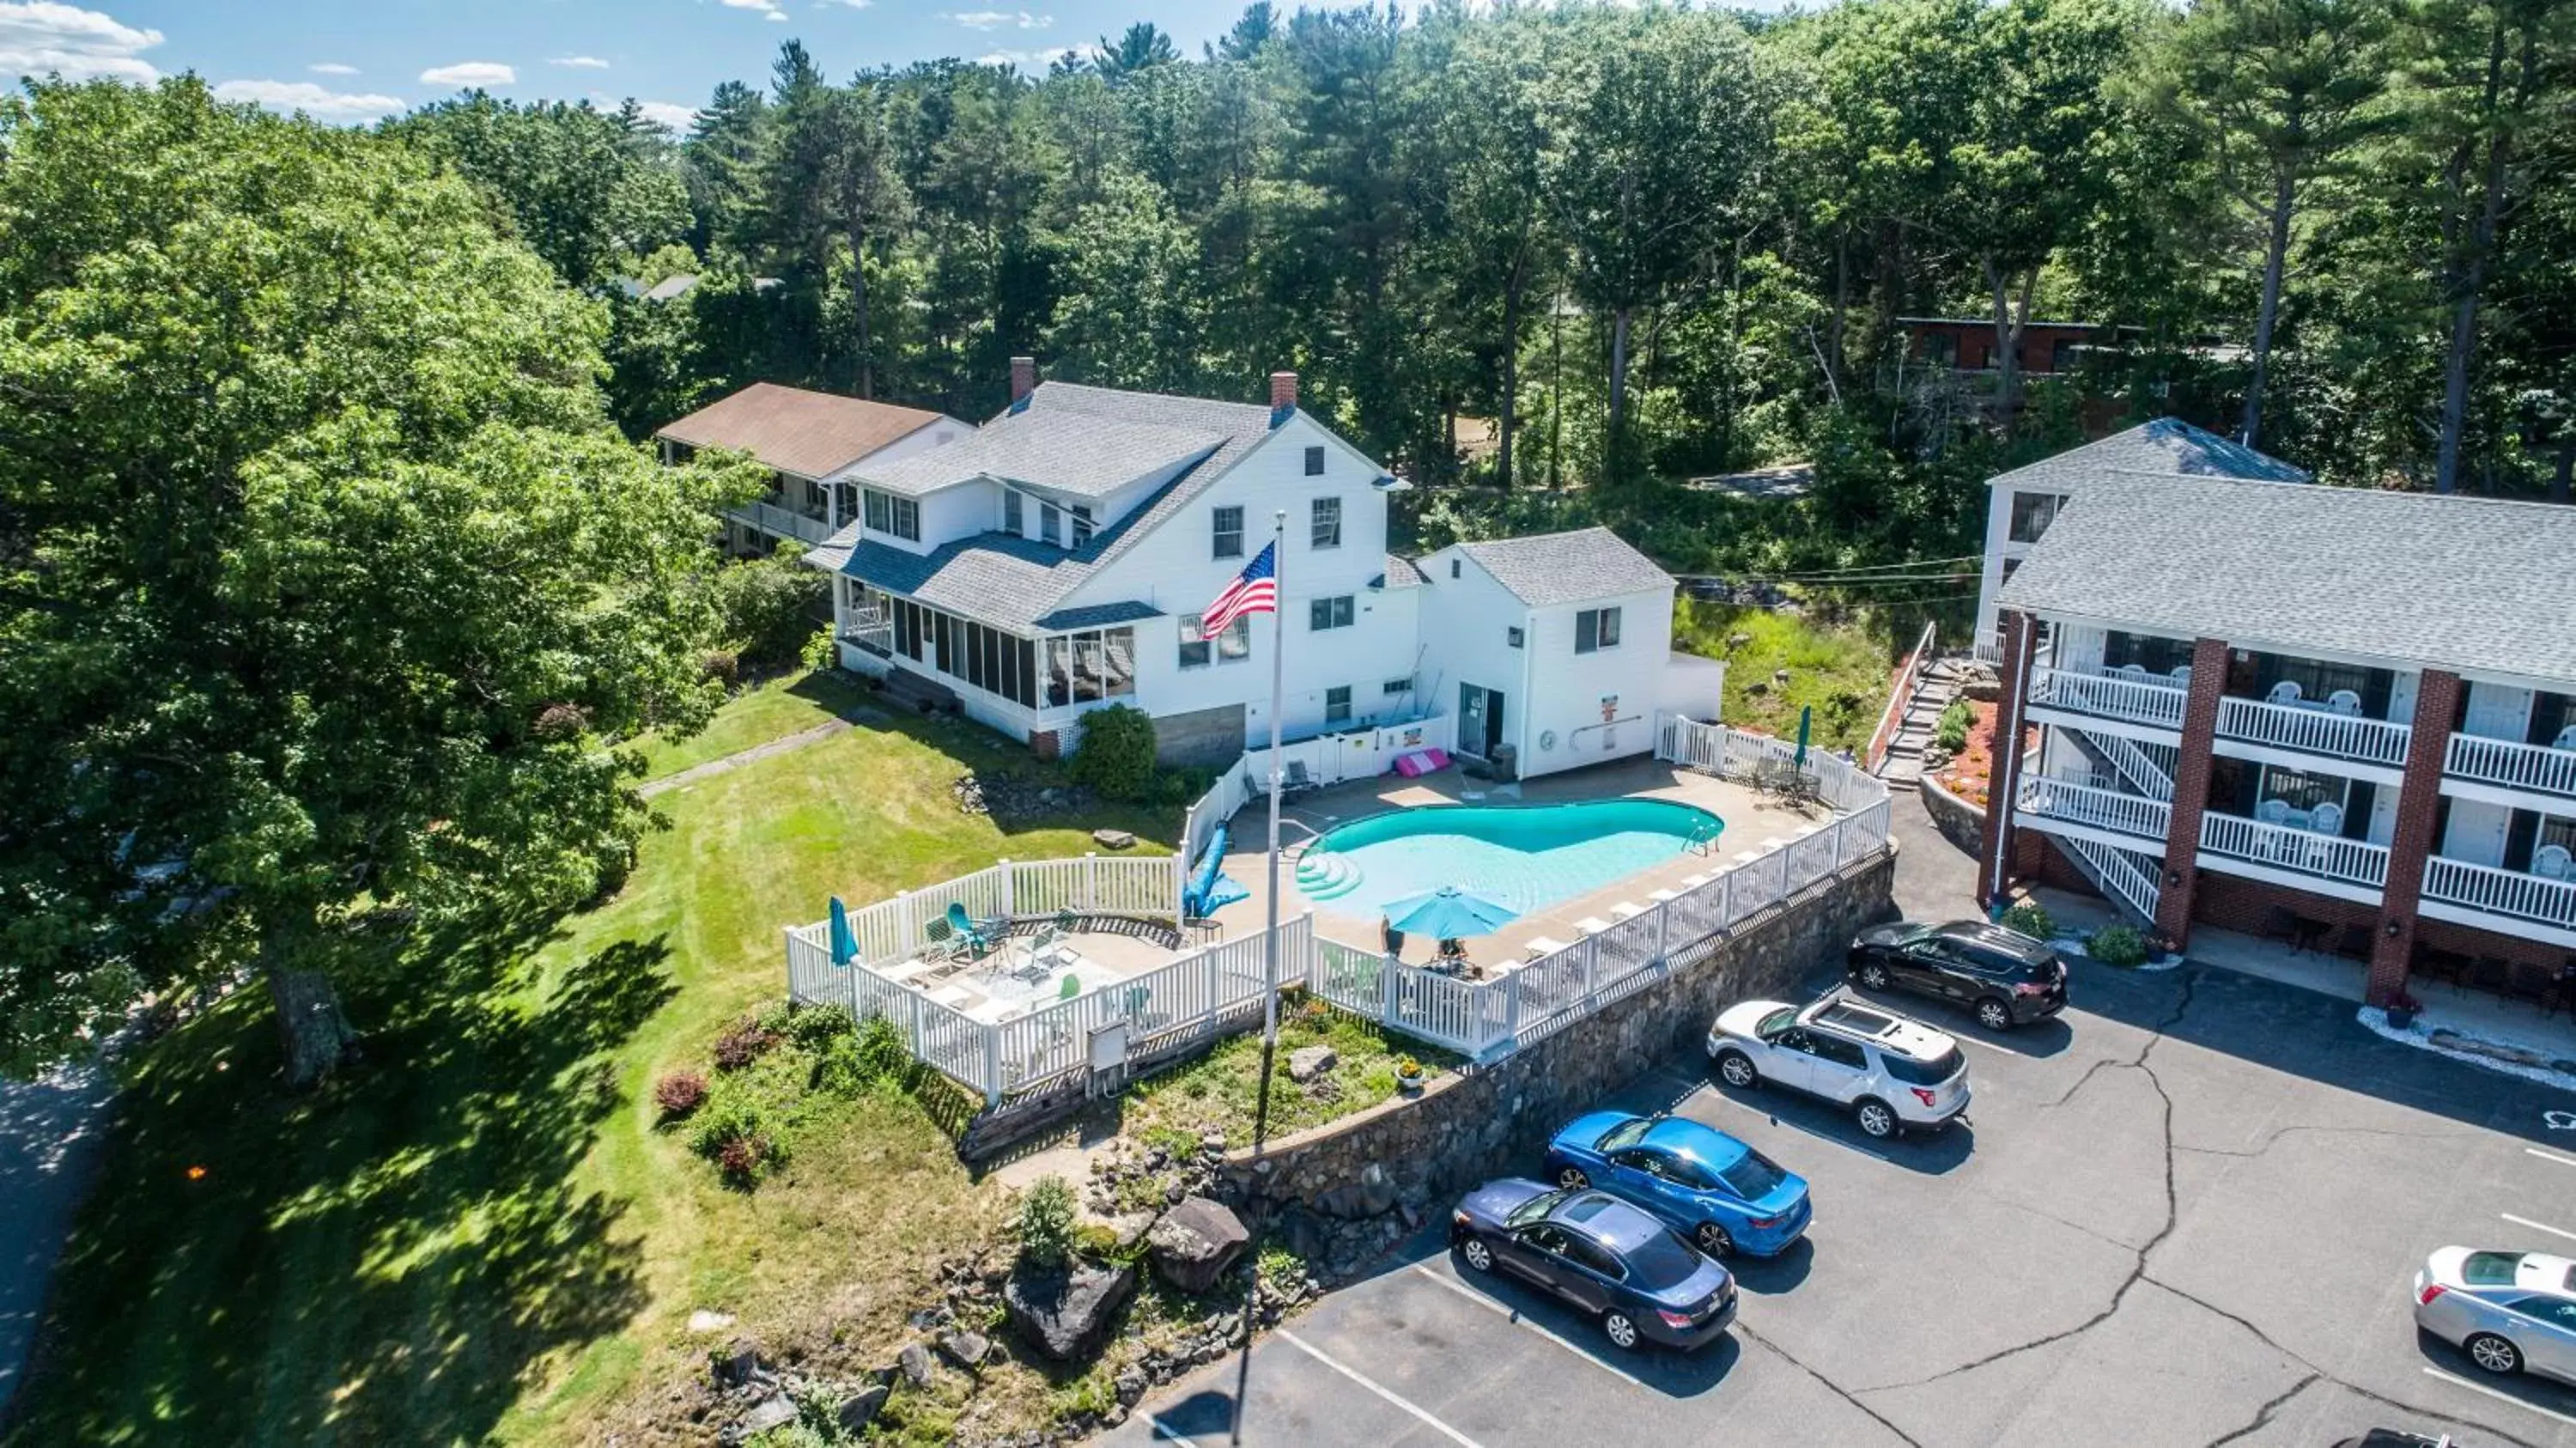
1733;1321;1926;1448
2204;1372;2321;1446
2172;1122;2488;1159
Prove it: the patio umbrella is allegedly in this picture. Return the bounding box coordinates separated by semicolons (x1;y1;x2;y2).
1794;704;1813;768
1382;885;1519;939
828;896;858;967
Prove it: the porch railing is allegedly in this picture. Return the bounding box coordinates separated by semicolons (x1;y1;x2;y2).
2421;856;2576;933
818;855;1182;974
2014;775;2172;842
2445;733;2576;803
733;498;834;545
2215;695;2411;768
2026;666;2188;731
2199;812;2390;891
1654;713;1880;812
840;603;893;654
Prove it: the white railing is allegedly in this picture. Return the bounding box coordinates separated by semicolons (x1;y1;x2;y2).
2080;729;2175;800
2062;833;2161;922
734;498;835;545
2014;776;2172;842
2215;695;2411;767
1655;713;1880;811
2445;733;2576;801
2422;856;2576;933
2027;666;2187;730
793;724;1899;1104
1863;619;1939;774
2199;812;2390;891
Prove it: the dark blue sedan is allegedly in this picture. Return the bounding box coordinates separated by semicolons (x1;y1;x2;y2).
1543;1110;1812;1258
1450;1180;1738;1351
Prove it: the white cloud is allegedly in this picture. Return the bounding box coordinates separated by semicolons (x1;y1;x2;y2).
949;9;1051;29
977;44;1085;69
213;78;405;120
634;100;697;133
720;0;785;17
0;1;164;82
817;0;874;8
419;60;514;88
308;61;358;76
549;55;609;69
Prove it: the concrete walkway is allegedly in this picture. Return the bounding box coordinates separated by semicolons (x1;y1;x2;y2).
0;1059;117;1414
639;703;889;799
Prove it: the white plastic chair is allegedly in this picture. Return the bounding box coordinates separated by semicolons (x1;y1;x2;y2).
2555;724;2576;753
2116;664;2149;684
2537;844;2573;881
2309;801;2343;836
2169;665;2192;687
2325;690;2362;717
2266;679;2304;707
2257;798;2293;825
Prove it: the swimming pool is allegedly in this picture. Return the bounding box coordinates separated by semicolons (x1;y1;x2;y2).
1294;799;1722;920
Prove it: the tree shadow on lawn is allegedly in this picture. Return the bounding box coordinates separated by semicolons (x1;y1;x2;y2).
8;908;674;1448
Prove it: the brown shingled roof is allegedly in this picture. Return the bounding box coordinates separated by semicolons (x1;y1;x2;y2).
655;382;945;479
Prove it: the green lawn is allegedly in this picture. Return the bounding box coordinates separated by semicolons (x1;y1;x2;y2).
8;673;1175;1448
1121;1004;1455;1159
1672;600;1896;752
636;668;877;782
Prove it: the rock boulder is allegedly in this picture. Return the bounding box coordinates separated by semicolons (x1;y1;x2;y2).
1147;1196;1250;1295
1286;1045;1338;1083
1003;1261;1138;1361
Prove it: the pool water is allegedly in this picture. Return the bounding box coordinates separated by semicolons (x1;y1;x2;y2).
1295;799;1722;920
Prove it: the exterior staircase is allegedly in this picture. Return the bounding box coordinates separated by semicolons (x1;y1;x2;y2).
2062;727;2176;801
2057;831;2164;928
1876;656;1970;790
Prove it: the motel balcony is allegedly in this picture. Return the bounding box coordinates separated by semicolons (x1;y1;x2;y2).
2421;854;2576;946
2214;692;2412;770
2014;775;2172;845
2026;665;2189;733
2196;809;2391;896
2445;729;2576;809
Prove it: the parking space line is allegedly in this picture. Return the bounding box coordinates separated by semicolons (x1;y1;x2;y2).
1144;1416;1200;1446
1948;1031;2012;1055
2422;1366;2576;1429
2526;1147;2576;1170
1276;1328;1485;1448
1406;1264;1650;1389
2501;1212;2576;1244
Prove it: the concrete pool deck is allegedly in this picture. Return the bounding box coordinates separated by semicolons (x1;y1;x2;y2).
1205;757;1838;976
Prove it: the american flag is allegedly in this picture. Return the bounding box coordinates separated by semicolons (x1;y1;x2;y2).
1200;540;1278;636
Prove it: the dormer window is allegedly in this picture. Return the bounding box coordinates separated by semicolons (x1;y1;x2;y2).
1003;490;1024;536
1070;504;1094;550
863;489;919;543
1040;502;1061;546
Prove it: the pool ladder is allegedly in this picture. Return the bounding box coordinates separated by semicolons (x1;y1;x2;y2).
1686;819;1721;856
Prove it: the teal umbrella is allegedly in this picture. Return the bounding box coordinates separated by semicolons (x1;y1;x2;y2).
1795;704;1813;768
828;896;858;967
1382;885;1519;939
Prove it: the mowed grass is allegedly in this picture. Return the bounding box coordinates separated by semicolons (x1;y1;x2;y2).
636;668;875;782
7;675;1174;1448
1672;600;1895;751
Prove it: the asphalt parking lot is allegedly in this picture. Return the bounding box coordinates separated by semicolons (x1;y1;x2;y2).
1109;809;2576;1448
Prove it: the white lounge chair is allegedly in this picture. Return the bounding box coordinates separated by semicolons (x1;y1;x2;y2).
1574;916;1613;936
1609;901;1646;922
1649;888;1679;903
1524;936;1573;960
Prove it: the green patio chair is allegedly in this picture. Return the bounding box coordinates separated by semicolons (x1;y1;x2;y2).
1057;972;1083;1001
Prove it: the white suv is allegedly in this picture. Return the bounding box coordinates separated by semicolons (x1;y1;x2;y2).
1706;994;1971;1140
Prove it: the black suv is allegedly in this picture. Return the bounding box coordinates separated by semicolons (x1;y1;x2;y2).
1846;921;2068;1031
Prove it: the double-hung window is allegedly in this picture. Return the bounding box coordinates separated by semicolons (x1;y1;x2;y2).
1040;502;1061;546
1002;490;1024;536
1325;686;1352;724
863;489;919;542
1178;612;1249;669
1212;506;1244;559
1309;594;1354;631
1310;496;1341;550
1575;605;1621;654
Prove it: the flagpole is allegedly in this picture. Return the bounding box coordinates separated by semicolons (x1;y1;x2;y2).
1230;510;1288;1445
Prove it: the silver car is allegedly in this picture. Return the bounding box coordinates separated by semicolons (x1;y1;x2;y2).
2414;1246;2576;1382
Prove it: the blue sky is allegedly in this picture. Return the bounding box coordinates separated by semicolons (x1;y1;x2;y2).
0;0;1260;130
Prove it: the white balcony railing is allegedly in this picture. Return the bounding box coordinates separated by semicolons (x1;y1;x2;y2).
2445;733;2576;802
2016;776;2172;842
2215;695;2411;767
2422;856;2576;933
841;605;893;654
734;498;835;545
2199;812;2390;891
2027;666;2188;731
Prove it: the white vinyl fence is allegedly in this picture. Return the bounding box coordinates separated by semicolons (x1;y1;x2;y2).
786;713;1893;1106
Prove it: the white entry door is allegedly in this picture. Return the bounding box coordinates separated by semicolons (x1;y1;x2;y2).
2462;682;2533;741
2441;800;2513;868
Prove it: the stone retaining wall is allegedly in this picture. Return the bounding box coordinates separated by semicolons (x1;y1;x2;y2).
1918;774;1985;858
1220;850;1897;1214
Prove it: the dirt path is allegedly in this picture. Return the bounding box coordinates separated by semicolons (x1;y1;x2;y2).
640;705;890;799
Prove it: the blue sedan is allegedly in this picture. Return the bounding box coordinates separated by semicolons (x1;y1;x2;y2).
1543;1110;1812;1258
1450;1179;1738;1352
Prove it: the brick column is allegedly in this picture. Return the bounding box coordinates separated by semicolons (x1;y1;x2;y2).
2153;637;2233;948
2367;670;2464;1004
1977;610;2037;907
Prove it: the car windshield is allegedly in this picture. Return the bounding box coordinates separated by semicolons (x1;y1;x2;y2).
1624;1229;1708;1290
1897;924;1937;946
1505;1188;1572;1230
1595;1118;1652;1153
2463;1250;2526;1286
1880;1049;1963;1086
1713;1148;1787;1199
1756;1007;1799;1039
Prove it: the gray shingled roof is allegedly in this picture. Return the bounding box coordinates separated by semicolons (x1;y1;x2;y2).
1457;527;1674;607
850;409;1225;499
1380;554;1427;588
1996;476;2576;684
1988;417;2310;494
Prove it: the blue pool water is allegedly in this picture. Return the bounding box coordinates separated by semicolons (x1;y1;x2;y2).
1296;799;1722;919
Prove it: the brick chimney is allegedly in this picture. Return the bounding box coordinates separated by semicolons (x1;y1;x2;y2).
1010;356;1037;404
1269;370;1298;411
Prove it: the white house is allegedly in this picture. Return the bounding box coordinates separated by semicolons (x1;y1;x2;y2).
775;362;1721;779
1968;417;2311;659
655;382;974;556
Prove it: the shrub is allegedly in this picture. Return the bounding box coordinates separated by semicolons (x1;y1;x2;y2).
1067;703;1160;803
713;547;829;671
785;1002;855;1052
1999;901;2056;940
688;1089;769;1158
799;624;838;673
2088;924;2149;967
1935;698;1975;754
713;1016;779;1071
1018;1175;1078;1269
716;1134;771;1182
699;648;742;687
653;1070;709;1119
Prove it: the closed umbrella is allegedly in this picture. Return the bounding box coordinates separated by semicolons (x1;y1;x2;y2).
1795;704;1813;769
1382;885;1520;940
828;895;858;967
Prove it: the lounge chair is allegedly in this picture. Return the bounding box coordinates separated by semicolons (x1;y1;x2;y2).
945;901;995;958
1524;936;1573;960
1609;902;1646;922
1573;916;1613;936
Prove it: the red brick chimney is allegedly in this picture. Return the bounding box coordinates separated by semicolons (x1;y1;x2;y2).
1269;370;1298;410
1010;356;1037;404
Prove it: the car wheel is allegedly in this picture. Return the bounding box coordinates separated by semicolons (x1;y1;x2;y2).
1602;1310;1641;1351
1459;1236;1496;1274
1976;997;2013;1031
1556;1165;1590;1189
1859;961;1892;991
2465;1332;2522;1376
1695;1222;1735;1257
1716;1050;1759;1089
1854;1098;1898;1139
